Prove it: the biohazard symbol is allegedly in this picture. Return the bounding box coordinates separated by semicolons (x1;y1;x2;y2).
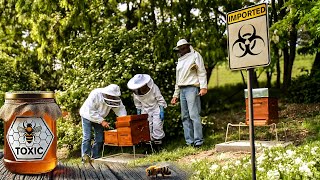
232;24;265;58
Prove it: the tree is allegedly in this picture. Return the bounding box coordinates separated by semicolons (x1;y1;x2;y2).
0;0;43;92
271;0;314;91
298;0;320;76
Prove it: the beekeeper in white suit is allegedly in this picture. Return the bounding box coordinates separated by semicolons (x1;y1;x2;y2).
171;39;207;148
127;74;167;149
80;84;127;162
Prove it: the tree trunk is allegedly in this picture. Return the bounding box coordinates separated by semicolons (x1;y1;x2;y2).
266;70;271;88
282;23;298;91
287;23;298;86
240;70;246;86
150;0;157;30
276;47;281;88
269;0;281;89
185;0;192;40
125;1;138;30
311;51;320;76
252;70;259;88
282;46;289;90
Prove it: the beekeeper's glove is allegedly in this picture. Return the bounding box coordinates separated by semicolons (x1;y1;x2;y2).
137;109;141;115
159;106;165;121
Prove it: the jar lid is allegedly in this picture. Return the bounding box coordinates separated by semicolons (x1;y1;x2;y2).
5;91;55;99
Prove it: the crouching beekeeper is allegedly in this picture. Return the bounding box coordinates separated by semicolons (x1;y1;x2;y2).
127;74;167;149
79;84;127;162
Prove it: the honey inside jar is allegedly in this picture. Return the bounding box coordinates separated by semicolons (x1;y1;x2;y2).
0;91;61;174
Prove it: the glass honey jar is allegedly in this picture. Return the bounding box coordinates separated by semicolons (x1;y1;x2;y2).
0;91;62;174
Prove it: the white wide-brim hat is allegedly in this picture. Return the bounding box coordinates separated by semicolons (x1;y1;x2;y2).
173;39;191;50
127;74;151;90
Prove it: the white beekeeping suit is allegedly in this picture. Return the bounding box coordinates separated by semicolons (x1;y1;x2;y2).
173;45;207;98
127;74;167;141
80;84;127;124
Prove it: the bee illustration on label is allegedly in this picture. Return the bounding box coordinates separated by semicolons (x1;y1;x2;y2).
18;120;42;144
146;165;171;177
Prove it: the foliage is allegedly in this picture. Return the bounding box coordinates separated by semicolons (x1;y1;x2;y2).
57;117;82;156
286;72;320;103
56;21;184;138
190;142;320;179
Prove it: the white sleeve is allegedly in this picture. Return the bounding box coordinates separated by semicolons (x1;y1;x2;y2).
112;101;127;117
84;92;105;124
133;95;143;110
173;68;180;98
154;84;167;108
195;52;208;89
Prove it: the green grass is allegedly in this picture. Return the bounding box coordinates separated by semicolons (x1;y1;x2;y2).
208;54;315;88
60;157;82;164
126;102;320;168
129;146;199;166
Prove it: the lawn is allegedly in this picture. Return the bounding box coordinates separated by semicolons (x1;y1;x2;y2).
128;103;320;179
208;54;315;88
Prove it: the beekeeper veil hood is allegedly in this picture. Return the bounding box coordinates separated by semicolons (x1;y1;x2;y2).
101;84;121;107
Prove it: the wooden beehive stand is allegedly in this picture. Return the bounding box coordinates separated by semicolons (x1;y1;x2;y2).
102;114;151;158
225;88;279;142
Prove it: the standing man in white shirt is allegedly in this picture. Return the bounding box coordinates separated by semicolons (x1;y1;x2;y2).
170;39;208;148
79;84;127;162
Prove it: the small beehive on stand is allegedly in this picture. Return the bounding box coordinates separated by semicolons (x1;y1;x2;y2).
104;129;119;146
245;88;279;126
116;114;150;146
104;114;150;146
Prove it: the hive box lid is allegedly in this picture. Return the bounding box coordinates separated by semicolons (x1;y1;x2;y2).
116;114;148;122
244;88;279;98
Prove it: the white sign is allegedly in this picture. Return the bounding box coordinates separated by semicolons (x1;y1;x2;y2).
227;3;270;70
7;117;54;161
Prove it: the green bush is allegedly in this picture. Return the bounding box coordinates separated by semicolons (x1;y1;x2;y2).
286;72;320;103
57;117;83;156
201;83;246;114
200;83;246;135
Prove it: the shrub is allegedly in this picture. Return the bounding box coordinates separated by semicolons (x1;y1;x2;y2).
287;72;320;103
57;117;83;156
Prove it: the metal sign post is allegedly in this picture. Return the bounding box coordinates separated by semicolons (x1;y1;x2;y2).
247;68;256;180
227;3;270;180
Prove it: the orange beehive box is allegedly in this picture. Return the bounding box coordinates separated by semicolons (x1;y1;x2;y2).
116;114;150;146
104;129;119;146
245;97;278;126
116;114;148;122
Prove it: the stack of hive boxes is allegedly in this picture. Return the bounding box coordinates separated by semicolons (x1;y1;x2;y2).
245;88;279;126
104;114;151;146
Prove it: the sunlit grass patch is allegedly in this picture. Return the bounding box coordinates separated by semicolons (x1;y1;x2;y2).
209;54;315;88
60;157;82;165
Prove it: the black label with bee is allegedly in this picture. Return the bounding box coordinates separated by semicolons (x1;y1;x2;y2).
7;117;54;161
